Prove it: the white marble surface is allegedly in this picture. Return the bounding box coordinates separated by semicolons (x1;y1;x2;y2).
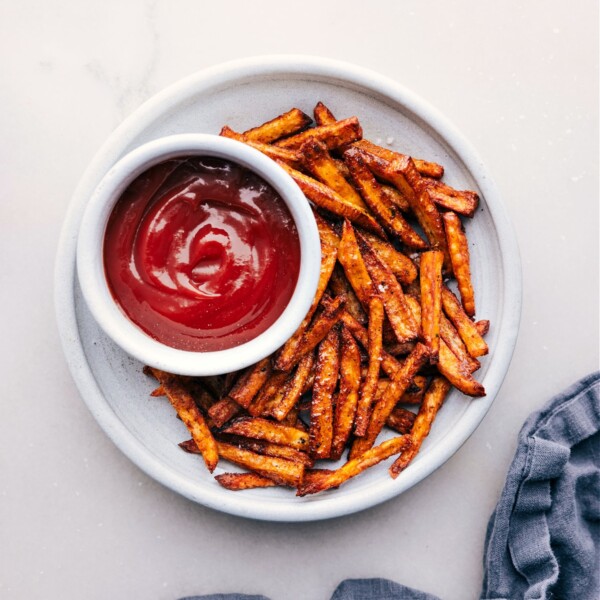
0;1;597;599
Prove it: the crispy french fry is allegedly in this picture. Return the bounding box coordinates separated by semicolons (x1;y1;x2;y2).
313;101;337;126
148;368;219;472
358;233;420;344
476;320;490;336
337;219;375;308
437;342;486;397
217;435;313;467
331;326;362;460
207;397;242;428
269;351;315;421
350;343;430;458
215;472;278;491
344;147;428;249
379;184;411;212
390;376;452;477
217;442;305;488
443;212;476;316
222;417;309;450
329;264;368;325
351;139;444;179
301;139;369;211
423;178;479;217
420;250;444;361
297;435;412;496
386;406;417;434
219;126;302;167
357;230;417;286
247;371;289;417
440;314;480;373
354;296;384;437
240;107;312;143
400;374;429;404
276;117;362;150
228;357;272;409
150;385;165;397
277;161;386;236
441;286;488;357
309;326;340;459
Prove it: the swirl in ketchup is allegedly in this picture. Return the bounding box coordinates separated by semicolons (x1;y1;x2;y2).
103;156;301;351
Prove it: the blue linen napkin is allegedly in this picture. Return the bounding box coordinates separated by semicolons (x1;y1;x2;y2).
181;372;599;600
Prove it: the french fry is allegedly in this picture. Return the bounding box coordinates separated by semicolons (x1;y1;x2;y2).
337;219;375;308
276;117;362;150
314;211;341;249
399;374;429;404
331;326;362;460
420;250;444;361
328;265;368;325
357;230;418;286
148;368;219;472
354;296;384;437
344;147;428;249
215;436;313;467
350;343;430;458
247;371;289;417
386;406;417;434
423;178;479;217
228;357;273;409
476;320;490;336
390;376;452;477
219;126;302;167
217;442;305;488
443;212;476;316
268;351;316;421
215;472;278;491
441;286;488;357
440;314;480;373
277;161;386;236
313;101;337;126
309;326;340;459
301;139;369;211
358;233;420;344
241;107;312;143
297;435;412;496
222;417;309;451
207;397;242;428
380;184;411;212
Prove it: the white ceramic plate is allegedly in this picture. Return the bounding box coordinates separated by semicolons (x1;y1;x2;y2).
55;55;521;522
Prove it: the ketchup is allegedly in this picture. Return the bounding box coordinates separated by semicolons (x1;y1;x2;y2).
103;157;301;351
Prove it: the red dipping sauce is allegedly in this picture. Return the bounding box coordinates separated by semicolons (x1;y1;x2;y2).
103;157;301;352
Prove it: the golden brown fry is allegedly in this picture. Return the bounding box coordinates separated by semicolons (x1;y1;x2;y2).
313;101;337;126
218;436;314;467
276;294;346;372
357;230;418;286
329;265;368;325
217;442;305;488
301;139;369;211
277;161;386;236
247;371;289;417
276;117;362;150
386;406;417;434
219;126;302;167
476;320;490;336
269;351;315;421
358;233;420;344
423;178;479;217
337;219;375;308
440;313;480;373
420;250;444;361
379;184;411;212
344;147;428;249
240;107;312;143
222;417;309;450
390;376;452;477
354;297;384;437
148;368;219;472
351;139;444;179
400;374;429;404
437;342;486;397
350;343;430;458
331;326;362;460
215;472;278;491
443;212;476;317
309;326;340;459
441;286;488;357
297;435;412;496
207;397;242;428
228;357;272;409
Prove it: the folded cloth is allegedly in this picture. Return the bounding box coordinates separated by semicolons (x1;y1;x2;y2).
481;371;600;600
181;373;600;600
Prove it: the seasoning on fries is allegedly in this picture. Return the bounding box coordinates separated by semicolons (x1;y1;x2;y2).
143;101;490;495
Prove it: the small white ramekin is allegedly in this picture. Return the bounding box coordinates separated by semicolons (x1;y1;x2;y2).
76;134;321;376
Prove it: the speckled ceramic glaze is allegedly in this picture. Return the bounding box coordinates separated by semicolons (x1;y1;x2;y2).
55;56;521;522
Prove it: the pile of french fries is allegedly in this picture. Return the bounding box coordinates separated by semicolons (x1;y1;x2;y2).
144;102;490;496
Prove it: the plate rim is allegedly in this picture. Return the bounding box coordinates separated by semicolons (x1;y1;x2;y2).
54;54;522;522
